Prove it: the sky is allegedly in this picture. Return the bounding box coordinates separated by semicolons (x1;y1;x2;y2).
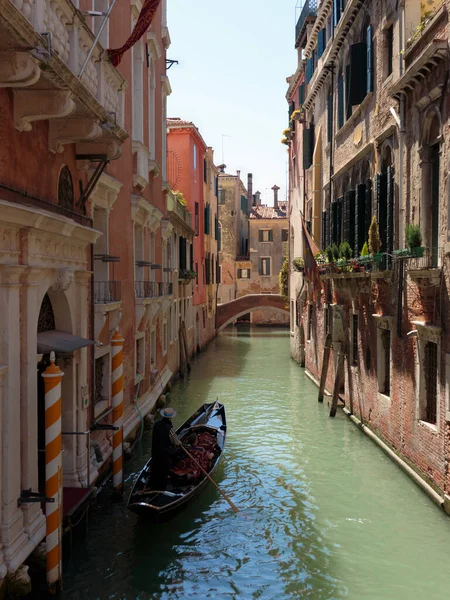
167;0;299;207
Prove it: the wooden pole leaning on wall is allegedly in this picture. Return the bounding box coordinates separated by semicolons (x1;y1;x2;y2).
111;331;125;496
181;321;190;372
41;351;64;595
330;342;345;418
318;334;332;403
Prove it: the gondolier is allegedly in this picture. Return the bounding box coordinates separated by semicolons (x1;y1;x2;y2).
149;407;182;490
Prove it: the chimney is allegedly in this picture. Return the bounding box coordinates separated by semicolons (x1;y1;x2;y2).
254;191;261;206
217;163;226;173
247;173;253;206
272;185;280;210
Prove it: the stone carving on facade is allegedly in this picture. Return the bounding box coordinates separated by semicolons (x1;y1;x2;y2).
160;219;173;241
0;52;40;88
76;137;122;161
52;267;74;292
13;89;75;132
49;119;103;154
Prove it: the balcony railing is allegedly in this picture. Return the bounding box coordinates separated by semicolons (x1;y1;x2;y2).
135;281;161;299
167;191;193;229
94;281;121;303
295;0;318;48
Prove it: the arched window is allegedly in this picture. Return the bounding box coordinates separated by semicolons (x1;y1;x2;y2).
421;111;441;265
58;166;74;210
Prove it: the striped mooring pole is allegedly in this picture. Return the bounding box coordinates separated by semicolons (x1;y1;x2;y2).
41;351;64;595
111;331;125;496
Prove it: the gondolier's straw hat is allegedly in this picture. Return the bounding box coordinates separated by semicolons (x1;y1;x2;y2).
160;407;177;419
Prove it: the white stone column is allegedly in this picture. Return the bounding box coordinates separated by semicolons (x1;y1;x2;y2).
0;267;30;573
0;365;8;582
20;270;45;543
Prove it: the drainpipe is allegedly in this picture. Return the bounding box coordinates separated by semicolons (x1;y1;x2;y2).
398;6;405;248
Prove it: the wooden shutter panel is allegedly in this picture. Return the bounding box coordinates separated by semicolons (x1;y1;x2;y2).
333;0;340;27
337;197;344;244
365;178;372;239
259;259;263;275
376;173;387;252
269;230;273;242
318;28;326;58
326;203;332;248
298;83;305;105
386;166;394;265
349;42;367;106
303;128;313;169
258;230;263;242
367;25;373;93
190;243;194;271
355;183;366;256
343;192;350;243
348;190;356;251
337;74;344;129
237;269;242;279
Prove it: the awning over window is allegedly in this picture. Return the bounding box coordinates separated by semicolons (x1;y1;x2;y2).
37;330;94;355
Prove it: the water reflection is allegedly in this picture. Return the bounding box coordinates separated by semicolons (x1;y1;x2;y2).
63;327;450;600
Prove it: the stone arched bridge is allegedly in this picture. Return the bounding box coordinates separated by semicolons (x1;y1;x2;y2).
216;294;289;332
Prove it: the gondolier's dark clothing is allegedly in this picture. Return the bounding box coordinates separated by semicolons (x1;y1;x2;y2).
150;417;181;489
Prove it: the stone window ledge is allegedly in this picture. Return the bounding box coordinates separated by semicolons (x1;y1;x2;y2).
372;314;393;330
335;92;373;144
408;268;441;286
411;321;442;343
378;392;391;404
418;420;438;435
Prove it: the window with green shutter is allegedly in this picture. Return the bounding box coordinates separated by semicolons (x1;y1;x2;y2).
386;166;394;268
337;196;343;244
345;64;352;120
326;203;331;249
355;183;366;257
349;42;368;106
331;201;338;245
303;128;313;169
298;83;305;106
306;56;314;84
203;158;207;183
365;179;372;240
321;211;327;249
333;0;340;28
318;28;326;58
374;173;387;253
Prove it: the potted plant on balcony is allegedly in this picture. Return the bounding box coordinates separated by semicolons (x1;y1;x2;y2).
291;108;305;123
405;223;425;257
292;257;305;272
368;216;383;265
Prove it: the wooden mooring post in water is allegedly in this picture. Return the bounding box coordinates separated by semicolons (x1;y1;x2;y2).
318;334;332;403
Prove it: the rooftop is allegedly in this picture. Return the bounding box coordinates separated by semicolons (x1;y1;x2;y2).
250;202;288;220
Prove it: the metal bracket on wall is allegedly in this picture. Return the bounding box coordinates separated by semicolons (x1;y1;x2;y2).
76;157;109;213
18;489;55;506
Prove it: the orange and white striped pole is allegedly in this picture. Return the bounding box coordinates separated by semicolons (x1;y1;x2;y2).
41;351;64;595
111;331;125;496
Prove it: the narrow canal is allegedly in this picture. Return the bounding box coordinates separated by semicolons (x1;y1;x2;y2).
63;328;450;599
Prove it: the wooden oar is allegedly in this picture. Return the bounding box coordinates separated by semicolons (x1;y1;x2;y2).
180;444;239;513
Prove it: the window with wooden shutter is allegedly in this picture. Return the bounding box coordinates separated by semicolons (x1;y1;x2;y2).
355;183;366;257
318;28;326;58
237;269;242;279
343;192;350;243
349;42;367;106
367;24;373;93
258;230;263;242
190;243;194;271
269;230;273;242
306;56;314;84
337;196;343;244
203;158;207;183
333;0;340;27
386;166;394;268
375;173;387;253
326;204;332;248
348;190;355;251
303;128;312;169
321;211;327;249
327;92;333;143
337;74;344;129
298;83;305;106
365;179;372;240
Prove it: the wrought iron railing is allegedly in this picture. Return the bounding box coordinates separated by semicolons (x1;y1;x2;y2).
295;0;318;46
405;247;442;270
94;281;121;303
135;281;161;299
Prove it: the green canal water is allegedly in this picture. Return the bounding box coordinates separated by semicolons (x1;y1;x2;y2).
63;328;450;599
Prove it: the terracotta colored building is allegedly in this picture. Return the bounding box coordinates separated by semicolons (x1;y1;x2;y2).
287;0;450;512
0;0;182;589
167;119;219;351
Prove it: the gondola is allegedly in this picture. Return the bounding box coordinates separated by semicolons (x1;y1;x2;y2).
127;401;226;521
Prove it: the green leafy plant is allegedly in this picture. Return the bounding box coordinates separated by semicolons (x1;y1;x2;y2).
279;257;289;301
368;216;381;254
173;190;187;207
405;223;423;248
325;246;334;263
292;257;305;272
361;241;369;256
281;137;290;146
339;241;353;260
331;243;340;261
